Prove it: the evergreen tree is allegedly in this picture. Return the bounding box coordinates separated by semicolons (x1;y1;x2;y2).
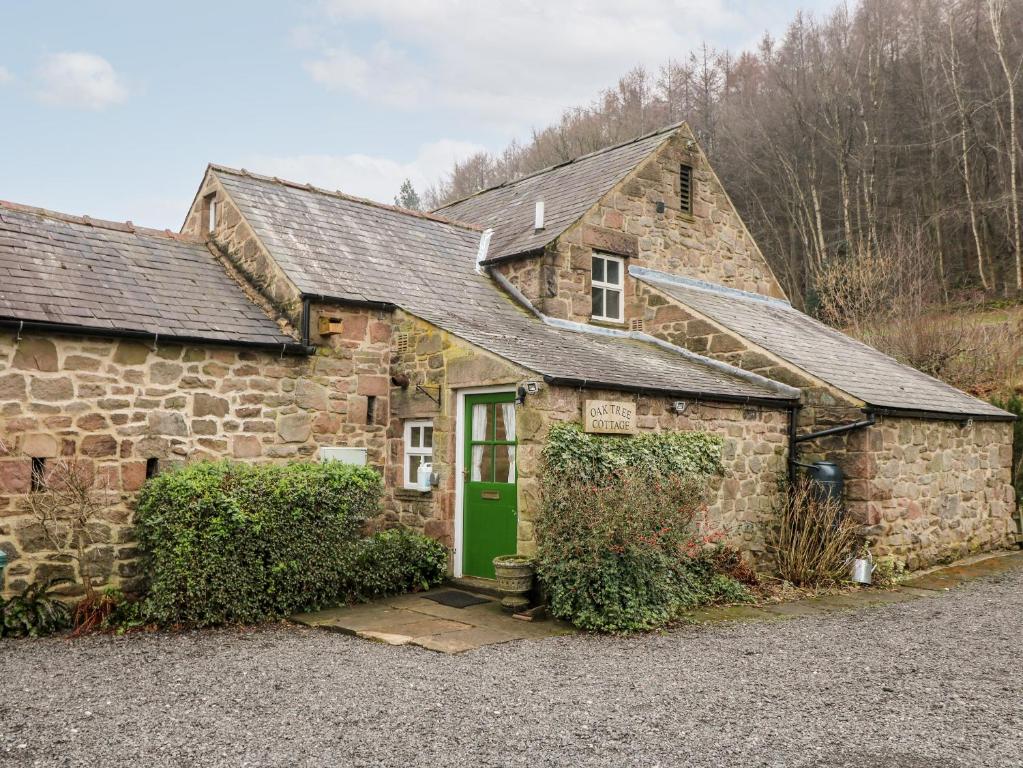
394;178;422;211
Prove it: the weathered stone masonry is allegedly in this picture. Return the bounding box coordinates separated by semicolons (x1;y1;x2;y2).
0;318;391;597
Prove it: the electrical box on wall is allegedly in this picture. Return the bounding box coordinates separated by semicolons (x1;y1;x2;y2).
317;316;344;335
319;447;367;466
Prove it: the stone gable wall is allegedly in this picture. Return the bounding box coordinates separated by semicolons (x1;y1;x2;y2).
182;172;303;324
0;314;390;598
496;129;785;324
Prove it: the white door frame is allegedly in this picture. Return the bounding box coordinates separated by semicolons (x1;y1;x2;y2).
453;384;517;578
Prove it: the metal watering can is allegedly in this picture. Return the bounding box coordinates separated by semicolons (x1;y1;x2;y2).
851;553;876;585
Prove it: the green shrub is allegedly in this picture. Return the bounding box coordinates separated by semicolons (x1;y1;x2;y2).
542;423;723;483
352;528;447;600
1;579;71;638
135;460;382;627
537;470;750;632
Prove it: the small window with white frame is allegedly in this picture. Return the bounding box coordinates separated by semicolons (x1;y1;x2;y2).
591;253;624;323
404;419;434;489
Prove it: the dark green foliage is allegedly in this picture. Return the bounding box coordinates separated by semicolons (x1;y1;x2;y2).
352;528;448;600
990;394;1022;508
542;423;723;482
134;460;382;627
537;427;745;633
1;579;72;638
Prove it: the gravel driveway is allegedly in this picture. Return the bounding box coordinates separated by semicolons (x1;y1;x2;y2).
2;568;1021;768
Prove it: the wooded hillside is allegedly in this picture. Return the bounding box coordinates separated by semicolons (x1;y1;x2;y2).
429;0;1023;310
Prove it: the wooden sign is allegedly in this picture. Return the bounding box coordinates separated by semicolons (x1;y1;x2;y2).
584;399;637;434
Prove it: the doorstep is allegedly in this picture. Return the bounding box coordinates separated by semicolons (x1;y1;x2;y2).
292;587;573;654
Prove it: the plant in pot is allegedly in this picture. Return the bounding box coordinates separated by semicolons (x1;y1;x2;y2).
492;554;535;613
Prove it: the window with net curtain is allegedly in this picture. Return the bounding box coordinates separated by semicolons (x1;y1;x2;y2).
404;420;433;488
470;402;516;483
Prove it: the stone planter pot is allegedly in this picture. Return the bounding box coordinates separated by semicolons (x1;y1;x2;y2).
492;555;535;613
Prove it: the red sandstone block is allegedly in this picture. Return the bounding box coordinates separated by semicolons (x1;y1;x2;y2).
0;459;31;493
357;376;388;397
121;461;147;492
340;315;369;341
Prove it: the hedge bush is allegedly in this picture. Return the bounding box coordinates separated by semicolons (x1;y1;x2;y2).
536;424;745;632
134;460;429;627
353;528;448;600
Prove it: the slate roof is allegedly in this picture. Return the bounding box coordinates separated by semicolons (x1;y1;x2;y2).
0;201;296;348
434;125;679;262
213;167;794;403
632;267;1012;419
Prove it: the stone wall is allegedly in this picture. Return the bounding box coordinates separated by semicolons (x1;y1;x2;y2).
853;418;1016;568
629;283;1017;567
516;386;791;557
0;316;390;598
383;311;529;550
496;128;786;323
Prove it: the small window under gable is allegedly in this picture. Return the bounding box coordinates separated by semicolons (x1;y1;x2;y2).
679;164;693;214
203;193;217;234
591;253;624;323
404;420;434;489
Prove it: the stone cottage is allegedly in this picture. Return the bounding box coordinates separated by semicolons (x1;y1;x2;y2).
0;122;1016;595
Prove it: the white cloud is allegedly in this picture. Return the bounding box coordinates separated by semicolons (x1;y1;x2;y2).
0;66;13;84
301;0;797;130
243;138;486;204
35;52;128;110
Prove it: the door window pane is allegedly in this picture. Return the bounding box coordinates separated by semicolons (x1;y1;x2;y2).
495;446;510;483
495;405;508;441
479;445;494;483
410;426;421;448
423;426;433;448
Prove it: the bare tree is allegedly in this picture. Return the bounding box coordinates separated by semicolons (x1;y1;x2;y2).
24;458;114;597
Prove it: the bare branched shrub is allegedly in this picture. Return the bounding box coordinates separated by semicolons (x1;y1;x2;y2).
812;230;937;331
23;458;114;597
857;311;1023;397
770;479;861;587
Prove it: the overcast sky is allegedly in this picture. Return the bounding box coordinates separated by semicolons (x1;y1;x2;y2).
0;0;842;228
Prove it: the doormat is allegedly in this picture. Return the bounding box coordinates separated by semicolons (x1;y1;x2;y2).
421;590;492;609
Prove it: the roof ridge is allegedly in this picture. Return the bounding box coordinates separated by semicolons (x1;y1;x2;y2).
0;199;203;243
435;121;686;211
208;164;483;233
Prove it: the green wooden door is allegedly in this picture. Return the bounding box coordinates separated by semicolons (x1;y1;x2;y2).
462;392;518;579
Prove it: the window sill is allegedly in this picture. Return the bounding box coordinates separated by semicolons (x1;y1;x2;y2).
395;487;433;500
590;317;627;328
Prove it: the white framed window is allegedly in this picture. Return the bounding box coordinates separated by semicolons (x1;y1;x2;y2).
403;420;434;489
591;253;624;322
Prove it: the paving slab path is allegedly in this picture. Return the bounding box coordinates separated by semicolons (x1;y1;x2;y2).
293;588;573;652
2;551;1021;767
